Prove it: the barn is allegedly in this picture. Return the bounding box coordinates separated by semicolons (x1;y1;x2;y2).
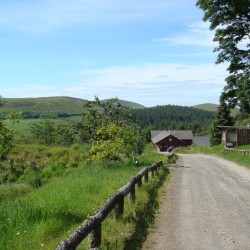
151;130;193;152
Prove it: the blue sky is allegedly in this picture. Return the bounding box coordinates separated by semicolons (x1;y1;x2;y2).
0;0;228;107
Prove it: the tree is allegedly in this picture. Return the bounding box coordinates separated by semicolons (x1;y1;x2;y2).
210;99;234;146
196;0;250;112
30;119;57;145
0;97;18;160
82;97;145;162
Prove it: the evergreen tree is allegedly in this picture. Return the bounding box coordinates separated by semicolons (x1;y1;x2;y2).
210;100;233;146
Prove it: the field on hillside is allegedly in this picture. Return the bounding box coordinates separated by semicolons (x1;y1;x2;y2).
0;144;170;249
4;117;82;140
1;96;84;115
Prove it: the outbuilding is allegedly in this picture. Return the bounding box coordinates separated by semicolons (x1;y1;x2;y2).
218;125;250;147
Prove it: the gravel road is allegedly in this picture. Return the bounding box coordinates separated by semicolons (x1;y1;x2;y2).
142;154;250;250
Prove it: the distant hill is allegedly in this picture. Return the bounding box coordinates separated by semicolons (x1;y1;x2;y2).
193;103;239;117
0;96;145;117
193;103;219;112
102;98;145;109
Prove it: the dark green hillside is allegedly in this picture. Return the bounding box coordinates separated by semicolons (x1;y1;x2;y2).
132;105;215;135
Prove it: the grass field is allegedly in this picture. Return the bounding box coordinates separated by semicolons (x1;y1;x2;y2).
0;144;170;249
4;117;82;140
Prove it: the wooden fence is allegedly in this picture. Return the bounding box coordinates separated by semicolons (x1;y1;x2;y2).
225;147;250;154
56;161;163;250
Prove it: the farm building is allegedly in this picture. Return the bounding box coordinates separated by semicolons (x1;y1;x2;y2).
218;125;250;147
151;130;193;152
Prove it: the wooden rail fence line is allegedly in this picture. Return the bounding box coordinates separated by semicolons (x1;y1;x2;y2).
56;161;163;250
225;147;250;154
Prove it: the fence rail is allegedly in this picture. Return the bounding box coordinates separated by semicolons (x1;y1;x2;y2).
56;161;163;250
225;147;250;154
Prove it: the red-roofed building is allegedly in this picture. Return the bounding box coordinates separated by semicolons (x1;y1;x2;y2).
151;130;193;152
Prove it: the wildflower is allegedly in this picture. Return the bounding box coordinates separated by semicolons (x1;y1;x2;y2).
16;232;20;236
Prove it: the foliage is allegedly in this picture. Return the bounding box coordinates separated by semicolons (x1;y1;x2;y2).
210;99;234;146
196;0;250;113
82;97;146;162
30;119;79;146
0;97;19;160
30;119;57;145
132;105;215;135
0;143;89;185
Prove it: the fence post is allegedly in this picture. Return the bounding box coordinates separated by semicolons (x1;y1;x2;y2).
137;178;142;187
151;169;155;178
144;171;149;182
88;223;102;249
114;195;124;220
128;184;135;204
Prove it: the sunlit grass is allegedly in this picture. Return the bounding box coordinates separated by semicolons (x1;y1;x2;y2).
0;144;169;249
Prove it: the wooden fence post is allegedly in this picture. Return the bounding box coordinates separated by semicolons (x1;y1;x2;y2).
151;170;155;178
88;223;102;249
114;195;124;220
144;172;148;182
137;177;142;187
128;184;135;204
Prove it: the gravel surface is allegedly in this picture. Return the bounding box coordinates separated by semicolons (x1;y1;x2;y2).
142;154;250;250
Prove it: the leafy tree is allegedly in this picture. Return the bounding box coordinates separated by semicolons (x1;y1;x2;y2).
196;0;250;113
0;97;18;160
210;99;234;146
56;120;78;146
82;97;145;162
31;119;57;145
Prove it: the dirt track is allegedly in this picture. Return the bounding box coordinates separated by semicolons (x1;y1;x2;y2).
142;154;250;250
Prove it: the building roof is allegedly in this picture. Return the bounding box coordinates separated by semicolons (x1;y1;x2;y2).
151;130;193;144
218;126;250;130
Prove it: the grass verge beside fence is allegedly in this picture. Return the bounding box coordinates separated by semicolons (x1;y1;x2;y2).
0;145;170;249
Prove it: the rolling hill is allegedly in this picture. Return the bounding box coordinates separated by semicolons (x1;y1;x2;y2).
0;96;145;117
193;103;219;112
193;103;239;117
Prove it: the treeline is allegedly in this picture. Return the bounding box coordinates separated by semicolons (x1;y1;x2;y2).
132;105;215;135
0;111;81;119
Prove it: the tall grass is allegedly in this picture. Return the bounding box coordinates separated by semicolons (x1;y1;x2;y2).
0;146;169;249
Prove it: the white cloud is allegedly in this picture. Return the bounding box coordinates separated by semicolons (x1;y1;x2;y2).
154;22;216;47
2;62;228;106
69;62;228;106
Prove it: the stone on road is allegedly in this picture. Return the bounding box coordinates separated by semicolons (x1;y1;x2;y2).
142;154;250;250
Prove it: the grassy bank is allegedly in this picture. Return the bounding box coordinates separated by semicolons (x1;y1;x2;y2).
175;144;250;168
0;144;169;249
0;143;89;188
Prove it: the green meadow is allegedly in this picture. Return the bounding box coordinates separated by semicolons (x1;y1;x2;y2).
0;144;170;249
